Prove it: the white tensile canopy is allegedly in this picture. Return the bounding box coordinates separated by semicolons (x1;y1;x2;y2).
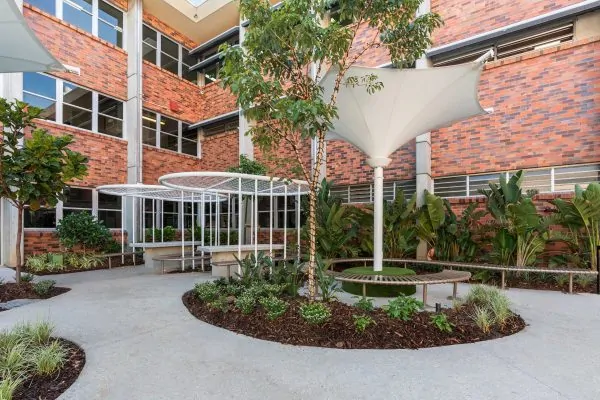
0;1;65;73
320;54;492;271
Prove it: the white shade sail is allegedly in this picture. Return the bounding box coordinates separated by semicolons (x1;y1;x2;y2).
320;61;488;165
0;1;64;73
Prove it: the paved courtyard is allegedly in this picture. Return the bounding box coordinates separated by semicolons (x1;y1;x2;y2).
0;266;599;400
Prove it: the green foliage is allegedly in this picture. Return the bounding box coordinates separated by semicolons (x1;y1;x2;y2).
258;296;288;320
417;190;446;249
553;183;600;270
471;306;493;334
185;226;239;246
353;314;375;333
226;154;267;175
430;313;454;333
0;98;88;282
56;212;112;253
208;296;230;313
466;285;512;328
381;190;420;259
29;340;66;376
315;256;339;301
20;273;34;283
145;226;176;242
575;274;595;289
33;280;56;297
0;342;29;381
14;321;53;346
383;295;423;321
235;293;257;315
353;297;375;312
235;252;273;286
271;259;304;297
299;302;331;325
194;282;220;302
0;376;21;400
554;274;570;287
103;239;122;254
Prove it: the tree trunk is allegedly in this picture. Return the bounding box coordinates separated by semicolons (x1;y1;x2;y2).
15;206;23;284
307;188;318;300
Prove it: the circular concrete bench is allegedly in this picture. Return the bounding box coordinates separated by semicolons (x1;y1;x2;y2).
327;268;471;304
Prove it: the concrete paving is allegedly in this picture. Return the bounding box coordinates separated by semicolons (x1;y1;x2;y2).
0;265;598;400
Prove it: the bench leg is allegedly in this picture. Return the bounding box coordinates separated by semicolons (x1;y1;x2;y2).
501;270;506;290
362;283;366;299
453;282;458;299
108;257;112;269
569;273;573;294
162;260;165;275
422;284;428;305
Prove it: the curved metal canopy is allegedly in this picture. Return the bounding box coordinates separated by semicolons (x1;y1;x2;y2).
97;183;225;202
159;172;310;196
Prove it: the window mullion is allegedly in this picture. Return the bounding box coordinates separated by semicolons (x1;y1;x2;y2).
56;0;63;19
178;45;183;77
156;114;161;148
156;32;162;66
92;189;99;217
92;0;99;37
56;200;64;223
92;91;99;132
178;121;182;153
56;79;64;124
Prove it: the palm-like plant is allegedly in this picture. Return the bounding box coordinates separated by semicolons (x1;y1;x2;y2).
553;183;600;270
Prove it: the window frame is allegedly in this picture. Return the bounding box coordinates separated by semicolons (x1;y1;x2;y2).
142;24;198;83
142;108;199;156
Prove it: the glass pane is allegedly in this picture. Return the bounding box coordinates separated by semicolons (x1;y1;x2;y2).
142;110;157;128
23;94;56;121
142;44;157;64
98;210;121;229
160;132;178;151
203;63;219;84
163;201;178;213
64;188;93;208
24;208;56;228
181;139;197;156
160;116;178;135
182;48;196;67
23;72;56;99
99;20;122;47
142;127;156;146
181;124;197;140
63;83;92;109
98;193;121;209
28;0;56;14
98;114;123;137
63;104;92;130
182;65;198;84
161;54;179;75
161;36;179;59
143;25;157;46
98;95;123;118
63;0;93;32
99;1;123;28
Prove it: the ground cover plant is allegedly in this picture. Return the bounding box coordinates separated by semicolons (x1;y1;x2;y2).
183;255;525;349
24;251;141;275
0;279;69;304
0;322;85;400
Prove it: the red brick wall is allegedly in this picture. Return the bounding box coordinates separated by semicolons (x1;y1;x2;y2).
431;0;579;46
35;120;128;187
200;130;239;171
254;138;313;180
432;38;600;178
25;5;127;101
198;82;238;121
106;0;127;10
142;145;202;184
143;11;197;49
25;231;128;256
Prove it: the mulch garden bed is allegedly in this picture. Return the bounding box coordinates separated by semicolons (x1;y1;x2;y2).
23;255;142;276
0;283;70;303
484;278;598;294
13;338;86;400
182;291;526;349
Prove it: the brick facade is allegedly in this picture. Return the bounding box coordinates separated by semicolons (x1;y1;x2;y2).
200;130;239;171
142;145;201;184
24;5;128;101
254;138;313;180
143;11;197;49
432;38;600;178
24;230;128;256
431;0;579;46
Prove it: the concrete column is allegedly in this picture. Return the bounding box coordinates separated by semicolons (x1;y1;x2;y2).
238;21;254;160
124;0;143;244
415;0;433;260
0;0;24;267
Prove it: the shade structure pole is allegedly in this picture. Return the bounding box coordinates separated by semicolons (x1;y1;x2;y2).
296;186;301;262
254;179;258;265
372;164;386;272
180;191;185;271
227;194;231;245
142;198;146;244
152;199;155;242
121;198;125;264
238;178;243;275
216;195;220;246
161;200;164;242
269;181;273;258
201;193;205;270
283;185;287;261
191;193;195;270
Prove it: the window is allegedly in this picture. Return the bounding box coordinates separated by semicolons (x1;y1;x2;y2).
258;196;301;229
202;116;239;136
23;73;125;138
27;1;125;48
24;208;56;228
163;202;179;228
142;24;197;83
142;109;198;156
63;187;93;217
63;82;93;130
23;73;57;121
98;193;121;228
330;180;416;204
194;33;239;86
98;1;124;47
433;164;600;198
432;22;574;66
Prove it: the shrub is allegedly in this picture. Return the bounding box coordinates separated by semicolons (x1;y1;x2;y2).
554;274;570;287
472;306;493;334
383;295;423;321
315;257;339;301
353;297;375;312
56;212;112;252
235;252;272;286
465;285;512;326
299;302;331;325
259;296;288;320
271;260;304;297
0;376;21;400
103;238;122;254
430;313;454;333
0;342;29;380
20;273;34;283
33;280;56;297
576;274;595;289
14;321;53;345
208;296;229;313
25;254;48;273
145;226;176;242
30;340;66;376
353;314;375;333
194;282;220;302
235;293;257;315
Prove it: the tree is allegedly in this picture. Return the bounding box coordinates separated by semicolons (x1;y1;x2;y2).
226;154;267;175
0;99;88;283
220;0;442;300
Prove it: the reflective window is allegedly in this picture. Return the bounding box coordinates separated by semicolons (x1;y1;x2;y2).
98;95;123;137
143;24;197;83
27;0;56;14
98;1;124;47
24;208;56;228
23;73;57;121
63;83;93;130
142;110;157;146
63;0;93;33
160;116;179;151
142;25;158;63
98;193;121;228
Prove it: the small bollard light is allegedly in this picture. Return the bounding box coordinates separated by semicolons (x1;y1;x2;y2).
435;303;442;313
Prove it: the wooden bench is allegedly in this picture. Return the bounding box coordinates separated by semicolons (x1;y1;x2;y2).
328;258;599;294
327;268;471;304
152;253;211;274
102;251;144;269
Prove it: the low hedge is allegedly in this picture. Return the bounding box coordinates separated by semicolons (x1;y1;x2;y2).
341;266;417;297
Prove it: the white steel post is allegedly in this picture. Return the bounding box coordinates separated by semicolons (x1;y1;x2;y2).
373;166;384;271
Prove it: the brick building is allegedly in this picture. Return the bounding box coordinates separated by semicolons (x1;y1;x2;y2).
0;0;598;265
